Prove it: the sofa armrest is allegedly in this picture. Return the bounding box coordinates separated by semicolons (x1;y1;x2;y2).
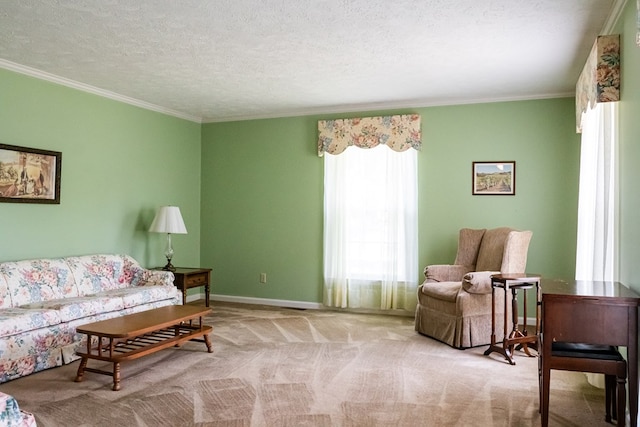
424;264;474;282
139;269;175;287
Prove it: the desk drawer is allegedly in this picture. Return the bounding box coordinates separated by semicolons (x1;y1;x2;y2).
185;272;208;286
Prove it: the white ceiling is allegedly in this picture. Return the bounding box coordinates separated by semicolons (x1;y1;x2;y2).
0;0;621;123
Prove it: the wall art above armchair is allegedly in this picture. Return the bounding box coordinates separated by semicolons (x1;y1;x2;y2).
472;161;515;195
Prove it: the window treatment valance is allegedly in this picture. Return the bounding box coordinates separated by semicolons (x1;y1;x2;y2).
575;34;620;133
317;114;421;157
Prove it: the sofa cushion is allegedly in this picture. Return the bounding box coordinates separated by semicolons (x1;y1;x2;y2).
462;271;500;294
98;285;182;308
0;259;79;307
0;308;62;338
66;254;146;295
20;295;125;322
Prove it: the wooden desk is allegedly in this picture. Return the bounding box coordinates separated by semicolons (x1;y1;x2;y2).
540;279;640;427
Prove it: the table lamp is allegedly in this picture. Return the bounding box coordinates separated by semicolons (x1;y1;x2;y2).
149;205;187;271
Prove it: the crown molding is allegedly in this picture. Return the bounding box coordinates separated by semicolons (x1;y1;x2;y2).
602;0;628;34
0;59;202;123
201;91;576;123
0;57;574;125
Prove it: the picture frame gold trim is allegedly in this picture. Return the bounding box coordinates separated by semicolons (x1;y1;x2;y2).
472;161;515;196
0;143;62;204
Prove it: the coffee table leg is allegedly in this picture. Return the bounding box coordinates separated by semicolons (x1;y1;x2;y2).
75;356;88;382
112;362;121;391
204;334;213;353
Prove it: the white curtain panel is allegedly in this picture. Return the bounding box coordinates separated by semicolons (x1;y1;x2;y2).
575;102;618;282
323;144;418;311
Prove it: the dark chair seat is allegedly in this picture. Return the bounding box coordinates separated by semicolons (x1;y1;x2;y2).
552;342;624;360
541;342;626;425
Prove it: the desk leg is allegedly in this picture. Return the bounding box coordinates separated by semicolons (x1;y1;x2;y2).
541;337;551;427
629;307;638;427
205;283;210;307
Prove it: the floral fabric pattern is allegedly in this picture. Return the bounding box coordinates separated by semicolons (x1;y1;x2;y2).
66;254;139;294
0;259;78;307
0;308;61;337
575;34;620;132
318;114;421;157
99;286;181;309
0;392;37;427
21;295;126;323
0;325;66;382
0;254;179;383
0;274;11;309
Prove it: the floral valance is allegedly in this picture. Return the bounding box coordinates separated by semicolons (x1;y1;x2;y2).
317;114;421;157
575;34;620;133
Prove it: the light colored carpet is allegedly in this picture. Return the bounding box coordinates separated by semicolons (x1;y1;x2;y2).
0;302;616;426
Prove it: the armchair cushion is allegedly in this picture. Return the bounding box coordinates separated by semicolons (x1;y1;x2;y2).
475;227;513;271
453;228;486;266
462;271;500;294
419;281;461;302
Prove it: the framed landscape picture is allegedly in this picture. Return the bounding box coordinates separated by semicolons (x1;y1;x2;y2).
472;161;515;195
0;143;62;204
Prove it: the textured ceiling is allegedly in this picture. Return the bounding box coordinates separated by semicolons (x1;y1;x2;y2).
0;0;620;123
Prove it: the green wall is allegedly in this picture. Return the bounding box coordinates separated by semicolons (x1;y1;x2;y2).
617;0;640;291
0;69;202;269
201;98;580;303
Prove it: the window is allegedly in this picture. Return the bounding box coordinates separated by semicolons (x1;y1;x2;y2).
323;144;418;310
575;102;618;281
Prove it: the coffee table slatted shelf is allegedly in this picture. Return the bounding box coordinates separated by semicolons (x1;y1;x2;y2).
74;305;213;391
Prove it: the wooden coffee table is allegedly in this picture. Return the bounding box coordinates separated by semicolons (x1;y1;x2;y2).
74;305;212;390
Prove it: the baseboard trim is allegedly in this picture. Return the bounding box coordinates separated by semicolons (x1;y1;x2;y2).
188;293;535;323
209;294;324;310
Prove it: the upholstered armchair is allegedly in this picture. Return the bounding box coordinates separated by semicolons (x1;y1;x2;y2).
414;227;533;349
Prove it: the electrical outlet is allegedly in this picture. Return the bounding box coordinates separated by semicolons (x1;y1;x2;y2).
260;273;267;284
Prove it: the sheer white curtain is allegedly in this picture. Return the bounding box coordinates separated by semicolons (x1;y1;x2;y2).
323;144;418;311
575;102;618;282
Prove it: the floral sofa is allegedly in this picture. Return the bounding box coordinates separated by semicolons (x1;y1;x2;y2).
0;254;182;383
0;392;36;427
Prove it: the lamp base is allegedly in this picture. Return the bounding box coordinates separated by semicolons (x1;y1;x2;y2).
162;259;176;272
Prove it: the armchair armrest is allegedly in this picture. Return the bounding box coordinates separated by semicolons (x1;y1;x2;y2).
424;264;474;282
461;271;500;294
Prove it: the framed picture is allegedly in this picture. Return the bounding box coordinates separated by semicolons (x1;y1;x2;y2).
472;161;515;195
0;143;62;204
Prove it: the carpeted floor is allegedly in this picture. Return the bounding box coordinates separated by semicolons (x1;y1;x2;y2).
0;302;617;426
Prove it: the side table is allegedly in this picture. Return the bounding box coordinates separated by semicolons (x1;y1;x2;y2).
156;267;212;307
484;273;541;365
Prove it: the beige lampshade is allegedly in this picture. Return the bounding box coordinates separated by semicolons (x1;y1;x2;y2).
148;206;187;234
